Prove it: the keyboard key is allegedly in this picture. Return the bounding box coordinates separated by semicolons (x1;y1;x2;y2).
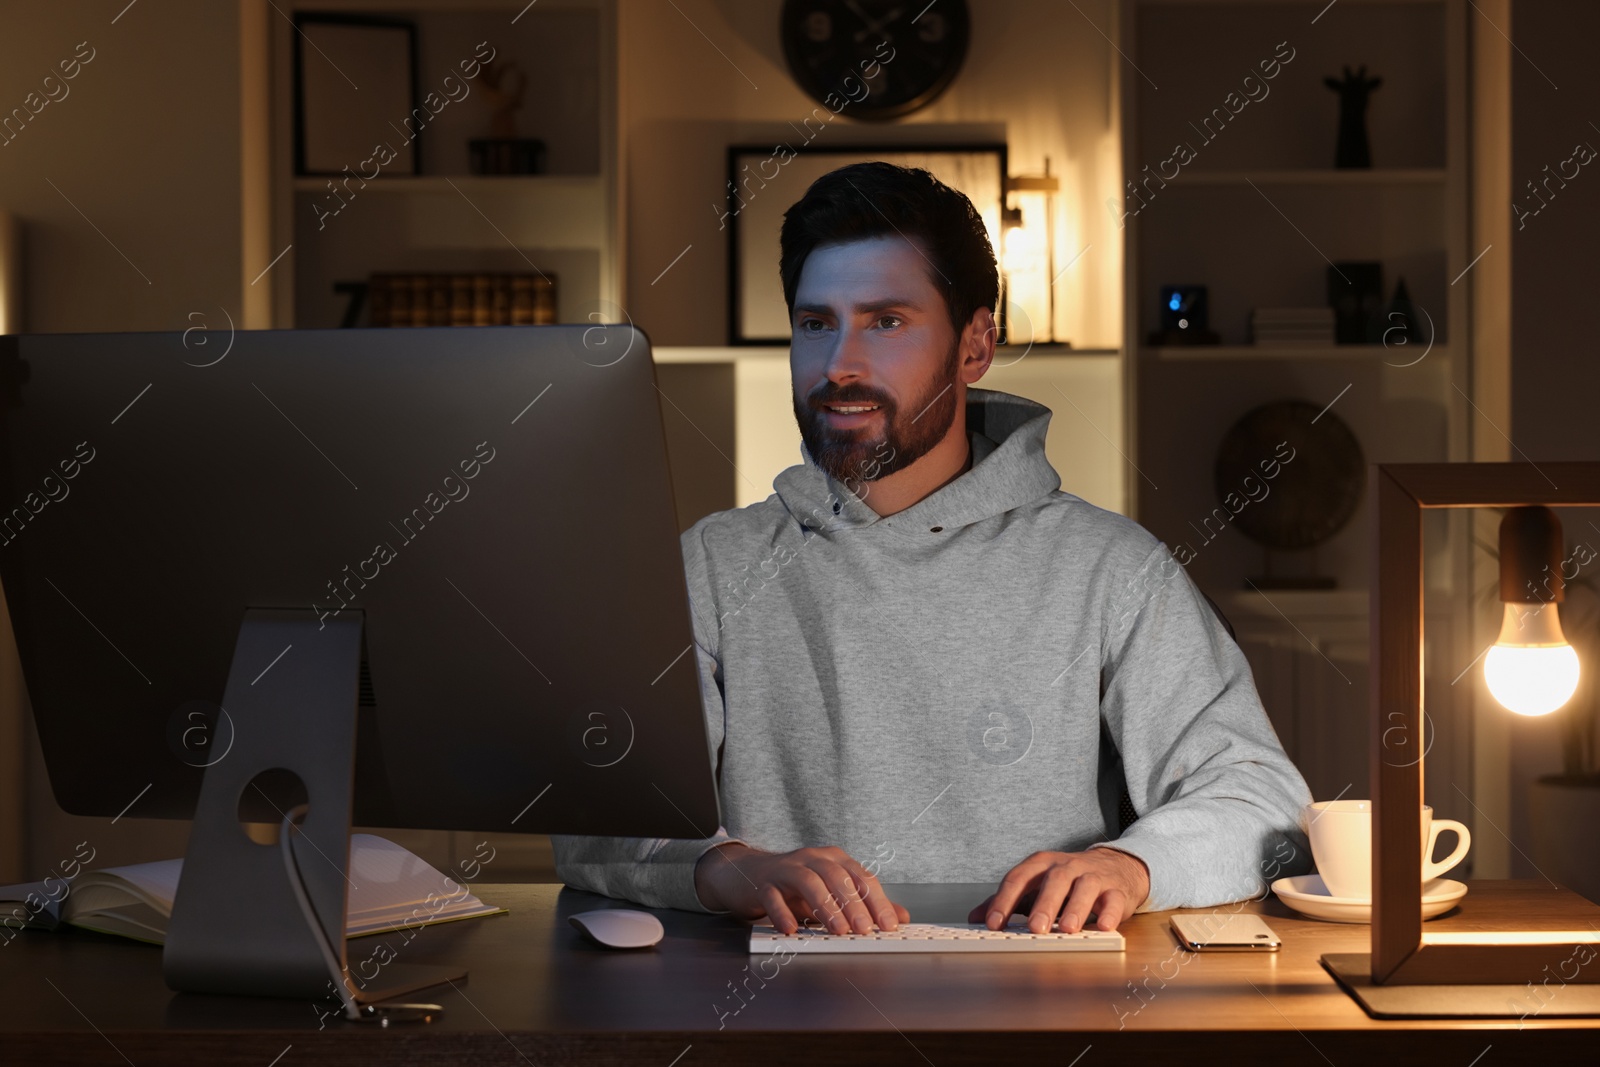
749;922;1124;954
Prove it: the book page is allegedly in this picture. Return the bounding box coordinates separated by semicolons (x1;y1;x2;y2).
0;880;63;930
345;834;476;917
78;857;183;915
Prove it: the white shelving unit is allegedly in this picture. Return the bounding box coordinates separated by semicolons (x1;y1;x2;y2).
1116;0;1475;805
1118;0;1470;547
245;0;620;881
263;0;620;331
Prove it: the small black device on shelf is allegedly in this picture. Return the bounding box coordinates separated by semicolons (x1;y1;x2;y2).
1148;284;1218;346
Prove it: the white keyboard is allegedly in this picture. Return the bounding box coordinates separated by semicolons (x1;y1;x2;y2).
749;920;1125;954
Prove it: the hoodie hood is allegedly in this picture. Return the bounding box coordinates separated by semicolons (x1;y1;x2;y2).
776;387;1063;534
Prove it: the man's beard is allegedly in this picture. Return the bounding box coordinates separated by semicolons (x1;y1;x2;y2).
794;335;962;496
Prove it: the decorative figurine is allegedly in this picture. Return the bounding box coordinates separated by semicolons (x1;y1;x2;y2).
469;60;545;175
480;60;526;139
1325;65;1382;169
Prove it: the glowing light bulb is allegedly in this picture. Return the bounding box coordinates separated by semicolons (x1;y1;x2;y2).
1483;602;1580;716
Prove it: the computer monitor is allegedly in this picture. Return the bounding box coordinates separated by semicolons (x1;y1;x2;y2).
0;324;720;1001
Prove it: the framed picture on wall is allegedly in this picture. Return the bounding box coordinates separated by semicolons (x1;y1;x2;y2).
725;143;1009;345
293;14;419;178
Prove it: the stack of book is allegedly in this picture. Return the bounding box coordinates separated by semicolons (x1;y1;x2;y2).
367;272;557;327
1250;307;1335;345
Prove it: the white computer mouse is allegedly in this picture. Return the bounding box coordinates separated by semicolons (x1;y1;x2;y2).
568;908;665;949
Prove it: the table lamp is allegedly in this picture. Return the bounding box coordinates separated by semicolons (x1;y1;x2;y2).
1001;160;1059;345
1321;462;1600;1015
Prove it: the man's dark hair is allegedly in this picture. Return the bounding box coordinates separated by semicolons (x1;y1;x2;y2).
779;161;998;340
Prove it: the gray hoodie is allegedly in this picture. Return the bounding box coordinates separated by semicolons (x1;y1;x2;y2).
551;387;1314;913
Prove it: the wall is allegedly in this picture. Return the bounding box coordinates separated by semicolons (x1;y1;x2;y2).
0;1;245;880
1510;1;1600;468
0;2;244;333
1506;0;1600;879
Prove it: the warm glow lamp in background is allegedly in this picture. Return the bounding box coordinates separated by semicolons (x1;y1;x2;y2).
1483;505;1581;716
1001;160;1059;345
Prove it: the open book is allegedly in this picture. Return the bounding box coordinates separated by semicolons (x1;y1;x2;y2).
0;834;503;945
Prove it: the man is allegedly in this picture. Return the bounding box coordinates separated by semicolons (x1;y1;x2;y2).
552;162;1313;937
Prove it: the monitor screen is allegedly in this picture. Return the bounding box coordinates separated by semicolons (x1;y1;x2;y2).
0;324;720;842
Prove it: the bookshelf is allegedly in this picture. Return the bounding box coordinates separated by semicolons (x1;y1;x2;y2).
262;0;620;331
246;0;620;882
1116;0;1474;805
1118;0;1470;575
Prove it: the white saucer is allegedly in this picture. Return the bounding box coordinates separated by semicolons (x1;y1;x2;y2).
1269;874;1467;924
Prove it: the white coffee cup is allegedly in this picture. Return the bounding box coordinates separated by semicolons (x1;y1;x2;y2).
1302;799;1471;901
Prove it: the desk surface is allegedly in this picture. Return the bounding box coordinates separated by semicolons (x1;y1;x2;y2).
3;879;1597;1065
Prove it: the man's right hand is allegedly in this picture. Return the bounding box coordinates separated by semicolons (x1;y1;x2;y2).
694;843;909;935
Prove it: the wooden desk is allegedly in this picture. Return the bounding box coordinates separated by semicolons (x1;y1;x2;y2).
2;880;1596;1065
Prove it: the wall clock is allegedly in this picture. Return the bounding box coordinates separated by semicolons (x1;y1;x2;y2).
780;0;971;121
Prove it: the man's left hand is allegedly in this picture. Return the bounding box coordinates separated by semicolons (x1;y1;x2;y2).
967;848;1151;934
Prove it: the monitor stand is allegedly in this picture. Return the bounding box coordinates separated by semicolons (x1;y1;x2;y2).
163;609;465;1004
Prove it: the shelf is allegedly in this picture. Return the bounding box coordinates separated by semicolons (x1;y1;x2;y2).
996;344;1120;357
287;0;604;11
1175;169;1448;186
1149;344;1449;362
293;174;607;251
291;175;601;194
653;346;786;364
269;0;618;331
653;344;1121;364
1137;0;1447;8
1222;589;1369;616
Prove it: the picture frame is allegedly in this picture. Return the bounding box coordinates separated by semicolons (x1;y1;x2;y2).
293;14;419;178
725;143;1009;346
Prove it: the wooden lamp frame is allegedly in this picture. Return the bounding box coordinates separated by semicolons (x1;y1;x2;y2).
1344;461;1600;985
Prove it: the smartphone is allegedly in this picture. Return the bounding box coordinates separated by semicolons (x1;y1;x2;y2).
1169;912;1281;952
